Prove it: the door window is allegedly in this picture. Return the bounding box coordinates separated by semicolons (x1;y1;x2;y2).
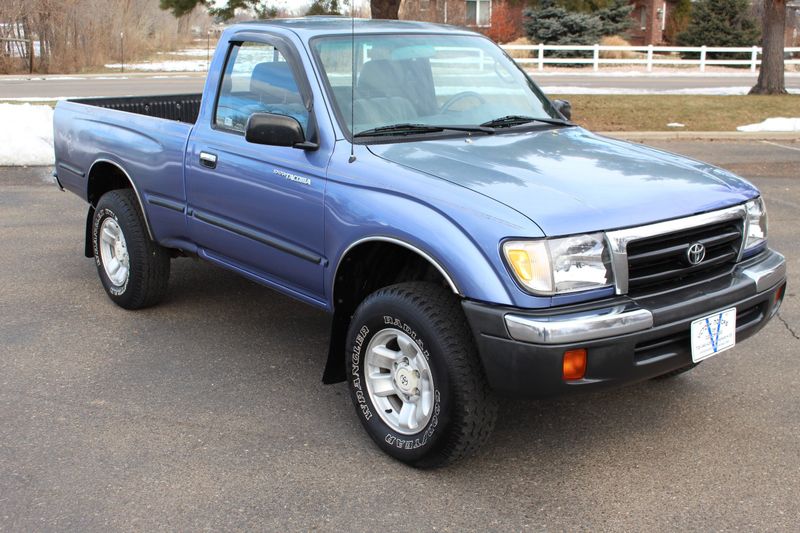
215;42;309;134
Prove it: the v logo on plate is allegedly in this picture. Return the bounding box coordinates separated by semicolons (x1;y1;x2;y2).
704;314;723;353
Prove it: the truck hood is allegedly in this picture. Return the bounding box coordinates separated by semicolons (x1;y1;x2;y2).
368;127;759;236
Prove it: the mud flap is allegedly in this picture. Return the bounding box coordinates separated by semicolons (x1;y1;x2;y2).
84;205;95;258
322;311;348;384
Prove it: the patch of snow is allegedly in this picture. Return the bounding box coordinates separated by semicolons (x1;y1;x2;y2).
540;85;800;95
104;59;209;72
667;123;685;128
158;48;211;57
737;117;800;132
0;103;54;166
526;69;800;78
0;96;90;102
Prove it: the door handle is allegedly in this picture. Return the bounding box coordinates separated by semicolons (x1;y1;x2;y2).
199;151;217;169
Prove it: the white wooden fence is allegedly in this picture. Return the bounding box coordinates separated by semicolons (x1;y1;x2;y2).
500;44;800;73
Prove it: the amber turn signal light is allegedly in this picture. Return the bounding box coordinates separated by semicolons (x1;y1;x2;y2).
563;349;587;381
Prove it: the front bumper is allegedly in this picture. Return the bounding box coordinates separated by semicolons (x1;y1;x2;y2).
463;249;786;397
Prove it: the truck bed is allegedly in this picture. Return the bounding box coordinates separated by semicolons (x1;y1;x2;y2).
53;94;198;245
69;94;203;124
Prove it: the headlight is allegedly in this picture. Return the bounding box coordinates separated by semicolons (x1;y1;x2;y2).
744;197;768;250
503;233;615;295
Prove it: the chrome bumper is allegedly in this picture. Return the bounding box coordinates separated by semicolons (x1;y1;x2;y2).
506;304;654;344
505;250;786;345
742;250;786;292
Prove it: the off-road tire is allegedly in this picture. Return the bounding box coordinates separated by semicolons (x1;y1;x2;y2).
92;189;170;309
346;281;498;468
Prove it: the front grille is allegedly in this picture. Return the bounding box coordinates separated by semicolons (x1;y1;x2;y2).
626;220;743;297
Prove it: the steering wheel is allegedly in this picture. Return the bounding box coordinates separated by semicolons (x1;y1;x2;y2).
440;91;487;113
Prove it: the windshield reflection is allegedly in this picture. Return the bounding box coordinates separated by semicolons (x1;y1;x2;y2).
312;34;557;136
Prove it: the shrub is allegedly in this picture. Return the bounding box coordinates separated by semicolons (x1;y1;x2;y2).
503;36;536;60
676;0;760;60
482;0;524;44
664;0;691;44
599;35;637;59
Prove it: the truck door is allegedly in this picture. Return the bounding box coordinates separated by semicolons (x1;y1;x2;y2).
185;38;327;303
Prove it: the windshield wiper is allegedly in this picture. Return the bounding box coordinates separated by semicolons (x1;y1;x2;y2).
480;115;573;129
354;123;494;138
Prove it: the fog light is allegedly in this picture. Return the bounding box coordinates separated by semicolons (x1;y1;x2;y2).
563;349;587;381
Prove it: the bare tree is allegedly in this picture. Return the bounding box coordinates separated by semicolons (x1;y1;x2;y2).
750;0;788;94
0;0;210;74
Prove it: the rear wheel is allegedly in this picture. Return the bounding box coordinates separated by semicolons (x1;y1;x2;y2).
92;189;170;309
346;282;497;468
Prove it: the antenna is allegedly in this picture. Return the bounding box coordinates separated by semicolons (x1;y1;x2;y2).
348;2;356;163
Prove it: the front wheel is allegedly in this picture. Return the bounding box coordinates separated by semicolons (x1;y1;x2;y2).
346;282;498;468
92;189;170;309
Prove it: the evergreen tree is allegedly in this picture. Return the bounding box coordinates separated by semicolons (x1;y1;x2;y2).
159;0;204;18
306;0;342;16
676;0;760;59
532;0;615;11
523;0;632;59
160;0;354;21
596;0;633;37
523;0;603;48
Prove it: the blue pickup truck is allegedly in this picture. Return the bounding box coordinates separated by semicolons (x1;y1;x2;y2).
53;18;786;467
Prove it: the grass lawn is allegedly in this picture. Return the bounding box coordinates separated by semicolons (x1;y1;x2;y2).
549;94;800;131
2;94;798;132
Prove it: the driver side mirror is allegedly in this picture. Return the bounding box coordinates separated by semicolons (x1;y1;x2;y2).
553;99;572;121
245;113;318;150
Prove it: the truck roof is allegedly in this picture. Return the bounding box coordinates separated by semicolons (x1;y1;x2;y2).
232;17;478;38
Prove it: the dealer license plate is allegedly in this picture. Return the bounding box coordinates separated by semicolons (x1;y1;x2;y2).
690;308;737;362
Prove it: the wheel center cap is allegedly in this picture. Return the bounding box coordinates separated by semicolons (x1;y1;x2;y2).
394;367;418;394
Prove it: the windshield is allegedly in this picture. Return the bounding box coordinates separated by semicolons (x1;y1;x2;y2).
311;33;559;137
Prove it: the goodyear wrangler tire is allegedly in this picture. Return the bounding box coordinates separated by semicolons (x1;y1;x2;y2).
92;189;170;310
346;282;498;468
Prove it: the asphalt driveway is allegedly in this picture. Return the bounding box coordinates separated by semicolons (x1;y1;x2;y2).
1;139;798;531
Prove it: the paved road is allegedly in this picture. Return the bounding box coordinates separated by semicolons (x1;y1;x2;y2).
1;72;798;99
1;140;798;530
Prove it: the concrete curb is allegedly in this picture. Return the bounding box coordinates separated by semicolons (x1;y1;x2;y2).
0;72;206;81
598;131;800;141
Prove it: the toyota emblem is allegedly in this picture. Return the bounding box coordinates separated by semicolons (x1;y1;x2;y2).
686;242;706;265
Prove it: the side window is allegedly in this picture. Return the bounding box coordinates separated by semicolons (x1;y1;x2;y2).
215;42;309;134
